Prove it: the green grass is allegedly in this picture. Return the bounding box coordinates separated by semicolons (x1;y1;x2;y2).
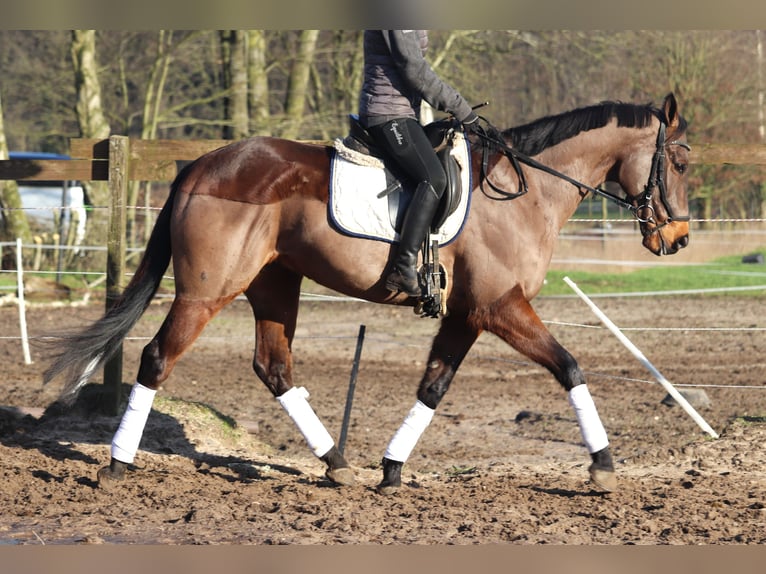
541;250;766;297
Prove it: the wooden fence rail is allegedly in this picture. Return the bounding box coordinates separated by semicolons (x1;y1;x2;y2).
1;136;765;414
2;140;765;184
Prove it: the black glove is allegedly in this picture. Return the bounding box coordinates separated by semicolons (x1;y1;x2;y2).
461;111;480;133
462;113;504;147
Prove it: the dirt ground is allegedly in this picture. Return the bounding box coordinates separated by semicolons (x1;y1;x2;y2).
1;292;765;545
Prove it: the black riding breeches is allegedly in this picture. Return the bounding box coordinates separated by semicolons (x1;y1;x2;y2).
367;117;447;197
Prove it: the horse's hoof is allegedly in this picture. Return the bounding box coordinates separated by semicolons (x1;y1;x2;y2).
97;466;126;490
320;446;354;486
376;457;403;495
375;481;401;496
325;466;355;486
97;458;129;490
588;466;617;493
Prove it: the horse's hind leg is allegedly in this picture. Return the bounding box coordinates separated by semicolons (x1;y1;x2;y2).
378;311;481;494
98;295;231;487
483;289;616;492
246;265;354;486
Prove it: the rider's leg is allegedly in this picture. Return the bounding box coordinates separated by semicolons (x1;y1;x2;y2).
385;181;441;296
368;118;447;297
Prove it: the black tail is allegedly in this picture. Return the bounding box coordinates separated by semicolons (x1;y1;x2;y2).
43;175;182;402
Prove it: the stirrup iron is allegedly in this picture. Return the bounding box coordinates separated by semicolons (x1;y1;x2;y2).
414;236;446;318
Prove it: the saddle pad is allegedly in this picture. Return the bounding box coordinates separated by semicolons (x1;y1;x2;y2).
329;133;472;246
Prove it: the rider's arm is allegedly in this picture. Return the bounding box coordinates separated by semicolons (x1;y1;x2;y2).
383;30;475;123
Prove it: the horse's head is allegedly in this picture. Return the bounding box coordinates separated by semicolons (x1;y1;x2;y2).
617;93;691;256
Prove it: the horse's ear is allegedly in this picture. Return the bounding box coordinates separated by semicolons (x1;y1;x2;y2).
663;93;680;129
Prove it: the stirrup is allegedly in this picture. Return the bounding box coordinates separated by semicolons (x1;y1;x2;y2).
414;237;446;318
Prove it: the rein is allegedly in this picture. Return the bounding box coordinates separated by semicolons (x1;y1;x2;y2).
471;117;691;225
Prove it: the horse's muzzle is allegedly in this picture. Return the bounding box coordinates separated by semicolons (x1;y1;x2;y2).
642;221;690;256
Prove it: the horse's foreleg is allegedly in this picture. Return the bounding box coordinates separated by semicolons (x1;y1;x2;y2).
484;289;616;492
246;267;354;486
378;312;479;495
98;296;228;488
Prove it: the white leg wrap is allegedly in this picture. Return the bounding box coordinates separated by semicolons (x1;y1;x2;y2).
568;384;609;453
277;387;335;458
384;400;435;463
111;382;157;464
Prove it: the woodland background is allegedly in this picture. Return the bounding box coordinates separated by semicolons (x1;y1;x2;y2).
1;30;765;248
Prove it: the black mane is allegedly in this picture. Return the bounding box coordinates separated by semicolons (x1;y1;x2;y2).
506;101;680;156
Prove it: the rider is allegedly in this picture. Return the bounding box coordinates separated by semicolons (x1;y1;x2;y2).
358;30;479;297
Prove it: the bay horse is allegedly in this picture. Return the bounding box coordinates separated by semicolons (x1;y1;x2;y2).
43;93;690;495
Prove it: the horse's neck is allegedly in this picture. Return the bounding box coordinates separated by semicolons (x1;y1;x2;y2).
532;124;643;219
544;125;626;180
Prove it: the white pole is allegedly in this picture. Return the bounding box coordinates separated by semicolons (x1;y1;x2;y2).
15;238;33;365
563;276;719;439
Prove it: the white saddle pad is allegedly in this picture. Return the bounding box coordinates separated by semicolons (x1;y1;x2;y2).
328;133;472;246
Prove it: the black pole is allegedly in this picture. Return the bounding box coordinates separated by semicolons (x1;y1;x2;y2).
338;324;365;456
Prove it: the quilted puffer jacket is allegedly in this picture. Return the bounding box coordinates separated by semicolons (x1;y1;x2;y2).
358;30;474;128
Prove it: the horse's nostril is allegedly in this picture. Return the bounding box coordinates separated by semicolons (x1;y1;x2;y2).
677;235;689;249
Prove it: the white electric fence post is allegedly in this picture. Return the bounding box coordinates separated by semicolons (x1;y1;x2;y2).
15;238;32;365
563;276;719;439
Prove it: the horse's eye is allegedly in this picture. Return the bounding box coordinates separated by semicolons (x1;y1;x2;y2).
674;162;687;175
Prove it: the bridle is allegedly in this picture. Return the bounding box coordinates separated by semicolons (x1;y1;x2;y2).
633;120;691;232
471;115;691;230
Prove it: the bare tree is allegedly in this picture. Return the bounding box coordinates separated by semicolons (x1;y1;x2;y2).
71;31;111;143
758;30;765;143
141;31;175;141
316;30;363;139
220;30;249;140
70;30;110;240
0;89;31;243
2;30;764;221
646;31;762;220
757;30;766;219
248;30;271;136
131;30;175;244
281;30;319;140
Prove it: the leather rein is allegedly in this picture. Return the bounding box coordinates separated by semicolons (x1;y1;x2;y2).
471;116;691;227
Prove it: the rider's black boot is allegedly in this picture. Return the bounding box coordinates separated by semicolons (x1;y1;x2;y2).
385;182;441;297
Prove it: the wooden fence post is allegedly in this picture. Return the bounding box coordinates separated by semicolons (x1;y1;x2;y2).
103;135;129;416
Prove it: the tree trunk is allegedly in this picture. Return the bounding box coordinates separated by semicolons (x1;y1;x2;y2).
70;30;111;242
247;30;271;136
142;31;174;141
328;31;363;135
220;30;249;140
755;30;766;221
282;30;319;140
129;30;176;245
71;31;111;143
0;90;32;243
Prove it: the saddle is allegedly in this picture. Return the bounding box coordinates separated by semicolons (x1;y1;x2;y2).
342;115;464;233
341;115;465;318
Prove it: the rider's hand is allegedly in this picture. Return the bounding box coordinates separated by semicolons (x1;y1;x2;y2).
461;112;480;133
462;113;505;147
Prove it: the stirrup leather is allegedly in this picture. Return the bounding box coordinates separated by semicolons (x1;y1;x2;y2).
414;237;447;318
